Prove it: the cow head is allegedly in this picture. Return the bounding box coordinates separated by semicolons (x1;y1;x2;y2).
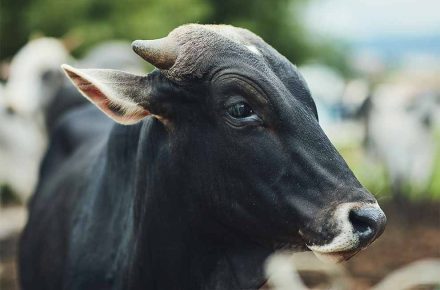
62;24;386;263
6;38;68;116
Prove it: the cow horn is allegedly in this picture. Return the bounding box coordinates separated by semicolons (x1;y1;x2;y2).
132;37;178;70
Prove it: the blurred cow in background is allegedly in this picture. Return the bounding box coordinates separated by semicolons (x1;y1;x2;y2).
0;82;5;107
0;37;67;200
0;37;145;201
299;64;365;147
300;63;440;196
4;38;71;120
80;41;146;73
299;64;345;132
357;72;440;195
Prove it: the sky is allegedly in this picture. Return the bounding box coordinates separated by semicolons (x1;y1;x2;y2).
302;0;440;65
303;0;440;40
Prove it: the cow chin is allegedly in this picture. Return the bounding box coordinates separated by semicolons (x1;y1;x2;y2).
305;235;362;264
306;232;361;264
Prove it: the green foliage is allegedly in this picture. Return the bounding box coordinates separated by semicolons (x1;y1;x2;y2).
337;142;392;200
0;0;32;61
0;0;325;66
23;0;212;57
426;129;440;198
203;0;313;64
306;39;354;78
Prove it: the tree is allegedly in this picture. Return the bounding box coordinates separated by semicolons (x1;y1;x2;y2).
204;0;312;63
1;0;317;64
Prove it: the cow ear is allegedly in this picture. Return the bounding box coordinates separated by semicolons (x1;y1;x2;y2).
61;64;151;125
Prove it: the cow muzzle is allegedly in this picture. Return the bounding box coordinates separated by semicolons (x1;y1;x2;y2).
304;202;386;263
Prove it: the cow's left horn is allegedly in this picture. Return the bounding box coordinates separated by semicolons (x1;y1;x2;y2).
132;37;178;70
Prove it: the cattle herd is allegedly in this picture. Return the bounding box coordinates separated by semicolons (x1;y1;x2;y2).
0;24;437;289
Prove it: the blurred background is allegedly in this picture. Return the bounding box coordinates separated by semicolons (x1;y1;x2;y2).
0;0;439;289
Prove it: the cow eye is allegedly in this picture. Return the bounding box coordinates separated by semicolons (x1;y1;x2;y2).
223;96;262;127
226;102;255;118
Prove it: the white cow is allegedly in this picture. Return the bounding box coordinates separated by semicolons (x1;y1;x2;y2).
366;81;439;194
0;38;146;201
4;38;71;118
299;64;345;133
1;38;68;200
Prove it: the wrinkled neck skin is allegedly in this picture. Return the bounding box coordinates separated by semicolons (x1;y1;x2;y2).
113;118;271;290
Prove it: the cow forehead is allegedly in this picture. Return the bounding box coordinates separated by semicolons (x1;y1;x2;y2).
162;24;316;116
172;24;265;53
164;24;281;80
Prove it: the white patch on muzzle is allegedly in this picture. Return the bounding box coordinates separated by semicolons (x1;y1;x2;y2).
306;202;382;263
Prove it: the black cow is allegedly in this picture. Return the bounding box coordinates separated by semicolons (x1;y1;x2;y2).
20;24;386;290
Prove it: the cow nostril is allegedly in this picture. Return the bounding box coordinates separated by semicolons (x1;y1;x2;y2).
349;206;387;247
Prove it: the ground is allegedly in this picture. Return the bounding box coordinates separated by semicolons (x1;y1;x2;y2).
344;200;440;290
1;200;439;290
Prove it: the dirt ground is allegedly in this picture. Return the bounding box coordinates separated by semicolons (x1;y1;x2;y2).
1;200;439;290
343;200;440;289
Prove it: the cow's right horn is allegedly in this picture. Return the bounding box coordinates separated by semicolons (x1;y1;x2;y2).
132;37;178;70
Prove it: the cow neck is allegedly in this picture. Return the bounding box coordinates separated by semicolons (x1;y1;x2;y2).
126;118;271;290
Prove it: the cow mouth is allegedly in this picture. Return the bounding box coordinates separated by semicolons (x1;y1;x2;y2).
297;229;363;264
307;248;361;263
270;236;360;264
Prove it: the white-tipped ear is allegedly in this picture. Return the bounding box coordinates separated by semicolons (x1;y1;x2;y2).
61;64;151;125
